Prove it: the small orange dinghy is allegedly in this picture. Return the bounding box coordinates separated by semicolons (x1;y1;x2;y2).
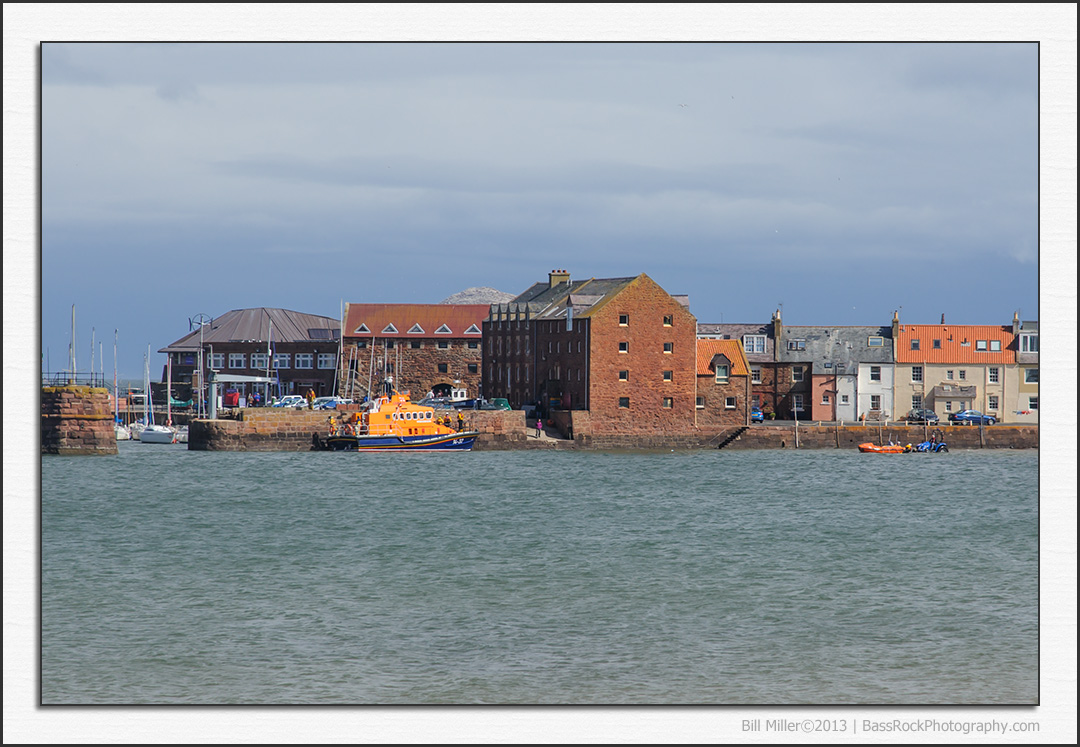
858;442;910;453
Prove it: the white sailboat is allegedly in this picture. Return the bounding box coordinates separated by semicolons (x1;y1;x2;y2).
113;330;131;440
139;344;177;444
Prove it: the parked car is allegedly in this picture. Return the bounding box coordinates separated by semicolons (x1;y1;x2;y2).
315;397;353;410
905;408;940;424
272;395;305;408
750;406;764;423
949;409;996;425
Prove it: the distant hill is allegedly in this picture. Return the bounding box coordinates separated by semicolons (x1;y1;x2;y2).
440;287;516;305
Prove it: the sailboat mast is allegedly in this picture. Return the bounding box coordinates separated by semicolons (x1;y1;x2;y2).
113;330;119;422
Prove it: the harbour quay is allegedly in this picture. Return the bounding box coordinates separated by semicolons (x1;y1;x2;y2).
186;405;1037;452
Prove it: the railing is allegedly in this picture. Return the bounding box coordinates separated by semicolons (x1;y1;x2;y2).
41;372;108;388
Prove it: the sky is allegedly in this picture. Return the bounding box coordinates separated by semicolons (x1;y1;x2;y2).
6;5;1077;744
37;39;1045;380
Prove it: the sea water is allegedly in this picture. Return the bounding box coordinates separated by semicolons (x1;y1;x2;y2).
41;443;1038;704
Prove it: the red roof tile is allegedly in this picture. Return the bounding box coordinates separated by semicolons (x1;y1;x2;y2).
696;339;750;376
344;304;488;338
895;324;1015;364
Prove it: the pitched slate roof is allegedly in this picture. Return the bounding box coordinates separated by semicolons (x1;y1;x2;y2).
895;324;1015;364
776;326;893;372
160;308;340;352
344;303;488;338
696;339;750;376
697;323;774;362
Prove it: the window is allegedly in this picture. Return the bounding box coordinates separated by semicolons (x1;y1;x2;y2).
619;341;628;353
988;395;999;411
618;397;630;409
467;363;478;374
663;342;673;354
787;339;806;350
229;353;245;369
714;365;728;384
210;353;224;369
792;366;804;382
841;394;850;404
295;353;313;369
870;394;881;411
438;363;448;374
751;367;762;383
725;397;736;409
410;341;422;349
696;396;705;409
357;340;368;349
989;367;999;383
1020;333;1038;353
821;393;830;405
990;340;1001;352
933;339;942;349
251;353;268;369
911;339;920;350
1028;396;1038;410
468;341;479;350
663;315;673;326
958;370;966;380
662;397;673;409
912;395;922;409
385;340;395;349
273;353;289;369
870;366;881;382
868;336;884;347
743;335;766;354
619;314;629;326
911;366;923;382
318;353;336;369
946;370;954;380
792;394;804;413
976;340;987;351
1025;368;1038;383
619;370;629;381
437;341;450;349
663;370;673;382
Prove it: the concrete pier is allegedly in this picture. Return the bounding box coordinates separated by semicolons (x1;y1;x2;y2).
41;386;118;455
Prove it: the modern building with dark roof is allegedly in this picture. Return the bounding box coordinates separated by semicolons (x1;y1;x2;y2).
159;307;342;405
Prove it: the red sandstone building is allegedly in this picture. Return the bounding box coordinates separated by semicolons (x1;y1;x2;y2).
340;303;488;401
695;338;752;426
483;270;697;434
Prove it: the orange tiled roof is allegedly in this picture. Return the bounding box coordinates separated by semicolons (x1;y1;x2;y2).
894;324;1015;364
344;303;488;338
696;339;750;376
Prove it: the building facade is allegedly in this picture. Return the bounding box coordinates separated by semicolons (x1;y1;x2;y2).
695;338;751;426
159;307;342;406
484;270;698;434
340;303;488;401
893;313;1019;422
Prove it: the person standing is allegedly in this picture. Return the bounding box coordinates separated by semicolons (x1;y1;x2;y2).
457;412;464;432
306;389;315;410
535;418;543;439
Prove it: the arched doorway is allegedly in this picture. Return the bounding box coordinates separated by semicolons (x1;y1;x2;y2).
432;382;452;397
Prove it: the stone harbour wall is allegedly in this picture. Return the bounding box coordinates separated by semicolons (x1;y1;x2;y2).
186;406;1037;452
188;407;529;451
41;386;118;455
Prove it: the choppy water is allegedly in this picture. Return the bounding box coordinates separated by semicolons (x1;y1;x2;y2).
41;443;1038;704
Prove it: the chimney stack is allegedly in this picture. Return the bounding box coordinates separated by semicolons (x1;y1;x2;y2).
549;269;570;288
